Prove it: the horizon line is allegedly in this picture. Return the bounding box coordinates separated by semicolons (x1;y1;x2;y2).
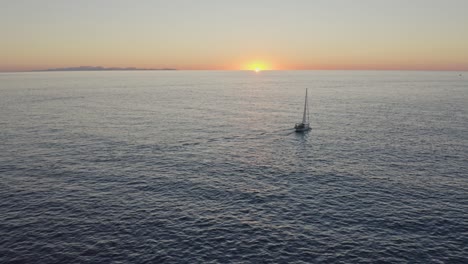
0;66;468;73
1;69;467;73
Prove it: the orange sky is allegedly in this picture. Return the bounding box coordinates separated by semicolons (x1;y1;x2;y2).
1;1;467;72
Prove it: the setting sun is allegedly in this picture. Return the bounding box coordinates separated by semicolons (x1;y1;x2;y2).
244;61;272;72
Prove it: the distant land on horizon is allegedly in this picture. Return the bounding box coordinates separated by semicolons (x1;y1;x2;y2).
37;66;177;72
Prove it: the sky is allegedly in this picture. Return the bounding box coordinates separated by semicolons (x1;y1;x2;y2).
1;0;468;71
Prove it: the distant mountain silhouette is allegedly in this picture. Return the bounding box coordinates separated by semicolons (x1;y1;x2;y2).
39;66;177;71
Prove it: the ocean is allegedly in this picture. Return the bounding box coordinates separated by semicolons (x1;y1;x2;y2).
1;70;467;263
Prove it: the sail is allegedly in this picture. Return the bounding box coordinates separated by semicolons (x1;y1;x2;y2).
302;88;308;124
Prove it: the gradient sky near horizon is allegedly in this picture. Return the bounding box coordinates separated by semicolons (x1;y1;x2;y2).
1;0;468;71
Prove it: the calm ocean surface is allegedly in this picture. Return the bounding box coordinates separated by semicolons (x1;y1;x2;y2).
1;70;467;263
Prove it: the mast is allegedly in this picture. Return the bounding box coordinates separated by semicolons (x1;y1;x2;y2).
307;89;310;124
302;88;308;124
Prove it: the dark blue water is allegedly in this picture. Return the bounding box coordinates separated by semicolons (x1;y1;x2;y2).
1;71;467;263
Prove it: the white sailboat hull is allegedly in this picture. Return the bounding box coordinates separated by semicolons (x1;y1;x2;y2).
295;123;311;132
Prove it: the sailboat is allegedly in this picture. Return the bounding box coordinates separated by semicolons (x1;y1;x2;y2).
294;88;311;132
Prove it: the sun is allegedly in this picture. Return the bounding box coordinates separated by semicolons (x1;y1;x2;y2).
245;61;271;72
250;63;265;72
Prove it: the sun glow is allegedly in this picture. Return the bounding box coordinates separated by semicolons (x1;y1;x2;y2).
245;61;272;72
